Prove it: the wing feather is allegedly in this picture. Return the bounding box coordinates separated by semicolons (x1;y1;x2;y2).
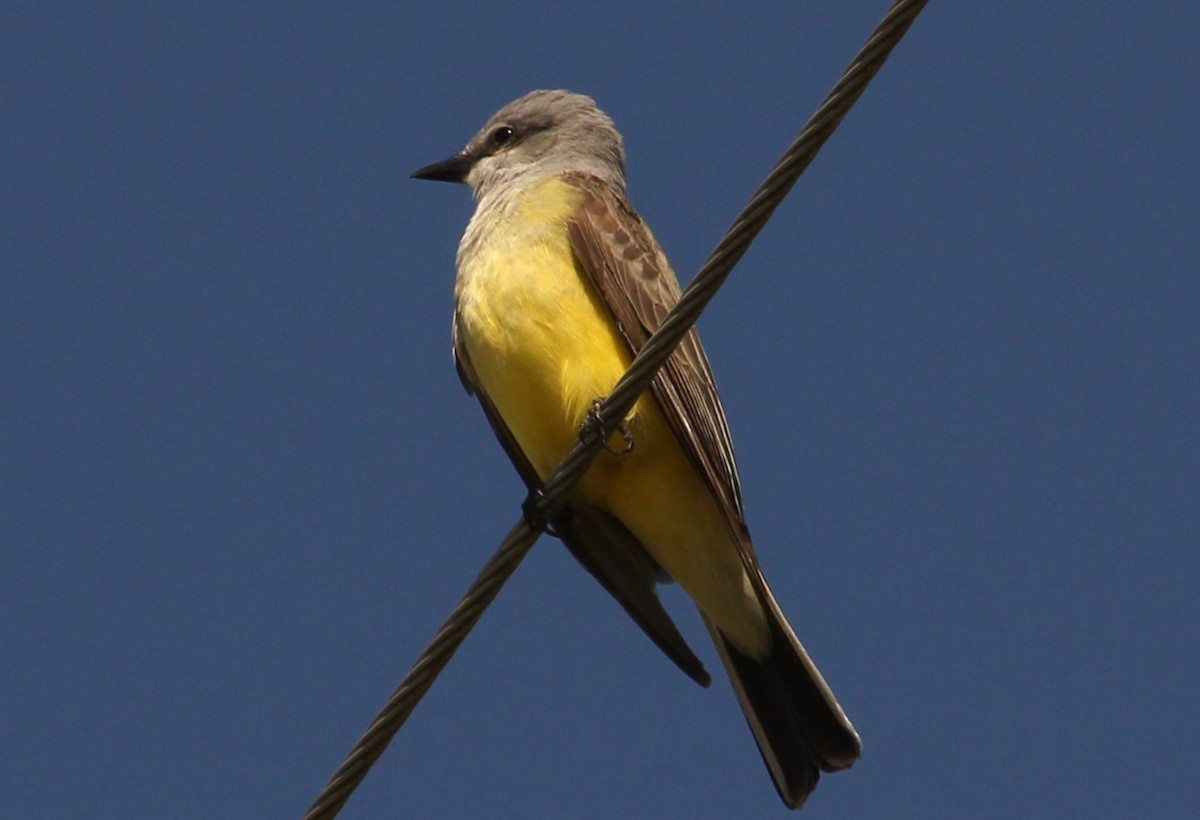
565;172;751;548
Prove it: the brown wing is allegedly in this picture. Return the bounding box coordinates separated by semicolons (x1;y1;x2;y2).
564;172;752;549
452;315;711;686
566;174;865;808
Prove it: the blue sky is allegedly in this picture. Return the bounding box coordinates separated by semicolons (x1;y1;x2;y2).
3;3;1198;818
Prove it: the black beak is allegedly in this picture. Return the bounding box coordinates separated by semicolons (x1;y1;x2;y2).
411;153;474;183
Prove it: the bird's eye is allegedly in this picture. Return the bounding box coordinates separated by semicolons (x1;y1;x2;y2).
490;126;515;147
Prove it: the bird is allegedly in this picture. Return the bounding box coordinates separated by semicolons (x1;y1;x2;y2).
412;89;860;809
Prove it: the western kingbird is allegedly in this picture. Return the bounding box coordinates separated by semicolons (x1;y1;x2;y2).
413;89;860;809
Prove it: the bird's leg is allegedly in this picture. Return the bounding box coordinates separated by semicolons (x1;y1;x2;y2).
521;487;570;538
581;398;635;455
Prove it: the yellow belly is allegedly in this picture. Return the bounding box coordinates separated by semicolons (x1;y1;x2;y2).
455;175;767;656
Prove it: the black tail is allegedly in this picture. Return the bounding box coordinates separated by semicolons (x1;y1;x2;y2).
705;579;861;810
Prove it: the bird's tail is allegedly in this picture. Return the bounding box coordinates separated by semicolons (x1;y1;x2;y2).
704;576;861;810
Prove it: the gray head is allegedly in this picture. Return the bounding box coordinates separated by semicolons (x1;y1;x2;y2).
412;90;627;198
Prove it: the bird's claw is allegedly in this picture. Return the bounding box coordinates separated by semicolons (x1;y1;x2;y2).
581;398;634;455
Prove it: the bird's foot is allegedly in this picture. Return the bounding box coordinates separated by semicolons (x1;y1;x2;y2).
581;398;635;455
522;487;568;537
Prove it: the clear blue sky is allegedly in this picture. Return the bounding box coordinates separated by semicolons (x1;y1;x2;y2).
3;3;1197;818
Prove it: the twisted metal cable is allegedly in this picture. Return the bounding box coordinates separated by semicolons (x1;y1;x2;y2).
303;1;926;816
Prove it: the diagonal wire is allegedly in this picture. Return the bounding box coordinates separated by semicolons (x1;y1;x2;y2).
303;1;926;817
